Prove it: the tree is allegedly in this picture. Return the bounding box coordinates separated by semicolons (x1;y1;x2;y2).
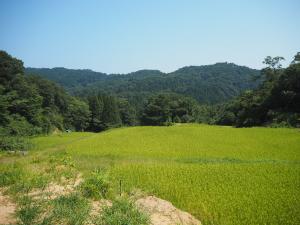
0;50;94;135
65;98;91;131
87;95;104;132
101;95;121;129
292;52;300;64
0;51;24;86
141;93;199;125
118;98;137;126
263;56;285;70
86;93;122;131
218;53;300;127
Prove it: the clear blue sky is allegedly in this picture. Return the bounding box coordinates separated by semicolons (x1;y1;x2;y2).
1;0;299;73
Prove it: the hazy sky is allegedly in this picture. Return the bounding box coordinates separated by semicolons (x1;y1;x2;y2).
0;0;299;73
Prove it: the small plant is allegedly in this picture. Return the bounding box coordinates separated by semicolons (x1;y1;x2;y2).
47;153;77;182
16;196;43;225
47;193;90;225
80;169;110;199
30;174;50;190
31;157;42;164
94;197;149;225
0;164;24;187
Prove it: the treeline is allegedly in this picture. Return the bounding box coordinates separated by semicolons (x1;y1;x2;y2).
218;54;300;127
0;51;90;136
0;50;206;139
26;62;260;105
198;54;300;127
1;50;299;146
0;51;138;137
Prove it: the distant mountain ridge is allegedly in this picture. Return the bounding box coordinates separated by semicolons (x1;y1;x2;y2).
26;62;261;104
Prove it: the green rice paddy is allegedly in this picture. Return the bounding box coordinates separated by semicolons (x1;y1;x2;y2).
8;124;300;224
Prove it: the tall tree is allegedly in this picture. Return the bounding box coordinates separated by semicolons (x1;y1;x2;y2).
101;95;121;129
87;95;104;132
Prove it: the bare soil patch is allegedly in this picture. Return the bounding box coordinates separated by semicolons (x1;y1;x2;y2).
0;190;16;225
136;196;201;225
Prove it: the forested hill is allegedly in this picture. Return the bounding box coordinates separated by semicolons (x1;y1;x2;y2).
26;63;260;104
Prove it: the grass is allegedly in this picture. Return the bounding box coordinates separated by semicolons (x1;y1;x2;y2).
79;169;110;200
16;193;91;225
49;193;91;225
94;197;149;225
1;124;300;225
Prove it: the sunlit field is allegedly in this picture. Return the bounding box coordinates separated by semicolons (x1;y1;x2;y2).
23;125;300;224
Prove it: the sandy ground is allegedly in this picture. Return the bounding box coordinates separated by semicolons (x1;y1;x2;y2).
0;190;16;225
136;196;201;225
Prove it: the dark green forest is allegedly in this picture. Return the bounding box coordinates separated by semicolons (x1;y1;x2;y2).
1;50;299;151
26;62;260;105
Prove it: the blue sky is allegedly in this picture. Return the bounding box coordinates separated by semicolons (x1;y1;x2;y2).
0;0;299;73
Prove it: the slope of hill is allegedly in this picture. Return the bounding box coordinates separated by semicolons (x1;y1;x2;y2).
26;63;261;104
25;67;108;89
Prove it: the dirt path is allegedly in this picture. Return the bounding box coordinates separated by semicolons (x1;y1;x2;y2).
0;190;16;225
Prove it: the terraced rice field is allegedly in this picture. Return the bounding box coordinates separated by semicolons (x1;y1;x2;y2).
31;124;300;225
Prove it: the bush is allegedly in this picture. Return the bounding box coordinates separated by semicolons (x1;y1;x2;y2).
173;115;181;123
163;117;173;126
95;197;149;225
6;116;42;136
80;169;110;199
268;111;300;127
0;136;32;152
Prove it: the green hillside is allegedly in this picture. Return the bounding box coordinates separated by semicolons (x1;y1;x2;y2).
29;124;300;225
26;63;260;104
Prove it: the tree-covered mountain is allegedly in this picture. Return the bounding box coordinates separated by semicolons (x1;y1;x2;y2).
215;54;300;127
0;51;91;137
26;63;261;104
25;67;107;89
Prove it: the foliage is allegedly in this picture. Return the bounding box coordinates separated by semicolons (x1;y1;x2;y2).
141;93;199;125
217;54;300;127
0;164;24;187
26;63;260;106
0;50;92;135
16;196;43;225
16;194;90;225
86;93;122;131
94;197;149;225
80;169;110;199
0;136;32;152
118;98;137;126
64;97;90;131
47;193;90;225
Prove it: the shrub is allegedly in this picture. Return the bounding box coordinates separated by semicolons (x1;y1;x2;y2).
0;136;32;152
163;117;173;126
94;197;149;225
173;115;181;123
6;115;42;136
80;169;110;200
